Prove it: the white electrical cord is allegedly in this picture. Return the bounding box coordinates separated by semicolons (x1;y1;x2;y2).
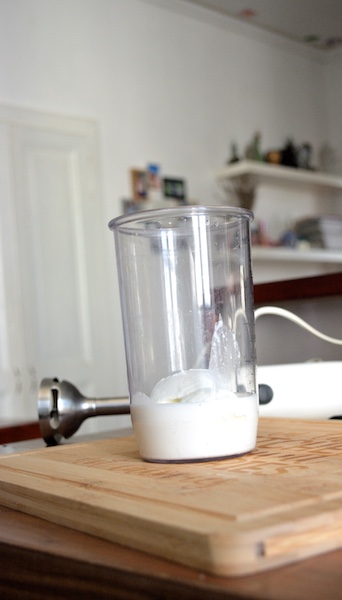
255;306;342;346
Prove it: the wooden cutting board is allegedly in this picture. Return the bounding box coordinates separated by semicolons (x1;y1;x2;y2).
1;418;342;577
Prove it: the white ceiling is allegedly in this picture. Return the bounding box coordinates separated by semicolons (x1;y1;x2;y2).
181;0;342;50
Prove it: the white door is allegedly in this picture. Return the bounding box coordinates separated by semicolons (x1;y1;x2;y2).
0;106;115;421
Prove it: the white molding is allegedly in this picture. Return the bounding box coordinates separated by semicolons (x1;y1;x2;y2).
0;103;96;135
141;0;331;63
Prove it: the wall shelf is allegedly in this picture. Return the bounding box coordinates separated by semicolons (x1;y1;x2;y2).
216;160;342;281
252;246;342;264
216;160;342;191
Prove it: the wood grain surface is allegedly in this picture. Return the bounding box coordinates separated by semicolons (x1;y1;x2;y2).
0;418;342;577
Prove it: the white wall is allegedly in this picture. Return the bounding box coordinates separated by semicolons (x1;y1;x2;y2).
324;51;342;170
0;0;341;396
1;0;339;212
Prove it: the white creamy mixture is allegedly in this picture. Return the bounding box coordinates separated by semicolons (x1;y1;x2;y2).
131;369;258;462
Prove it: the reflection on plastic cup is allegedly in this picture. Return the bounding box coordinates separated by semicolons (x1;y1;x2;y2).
109;206;258;463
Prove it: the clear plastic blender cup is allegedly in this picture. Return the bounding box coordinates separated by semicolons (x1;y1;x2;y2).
109;206;258;462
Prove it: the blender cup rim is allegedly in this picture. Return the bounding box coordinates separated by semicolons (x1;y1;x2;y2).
108;205;254;232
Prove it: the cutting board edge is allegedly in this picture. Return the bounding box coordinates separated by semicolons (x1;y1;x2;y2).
2;477;342;577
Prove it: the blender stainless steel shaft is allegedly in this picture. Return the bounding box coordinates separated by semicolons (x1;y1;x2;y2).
38;378;130;446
